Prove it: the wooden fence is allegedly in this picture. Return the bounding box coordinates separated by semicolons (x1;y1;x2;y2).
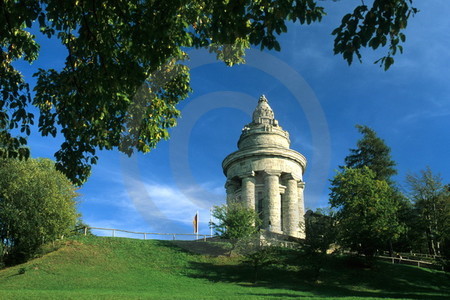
381;250;441;260
81;227;445;270
378;255;444;270
84;227;213;241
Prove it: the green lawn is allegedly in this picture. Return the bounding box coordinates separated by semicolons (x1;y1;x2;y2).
0;236;448;299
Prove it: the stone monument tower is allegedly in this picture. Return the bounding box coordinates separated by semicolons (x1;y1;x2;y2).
222;95;307;238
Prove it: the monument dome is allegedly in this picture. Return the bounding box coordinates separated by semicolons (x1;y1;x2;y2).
222;95;307;238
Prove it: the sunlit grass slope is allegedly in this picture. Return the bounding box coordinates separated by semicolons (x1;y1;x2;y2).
0;236;449;299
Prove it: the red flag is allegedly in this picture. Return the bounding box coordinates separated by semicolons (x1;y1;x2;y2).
193;212;198;234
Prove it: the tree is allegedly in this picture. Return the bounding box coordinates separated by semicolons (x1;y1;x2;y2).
0;1;418;185
299;208;337;282
211;202;261;241
240;242;279;284
342;124;407;255
343;125;397;184
329;167;403;258
0;158;79;265
391;193;425;253
406;167;450;256
304;208;337;254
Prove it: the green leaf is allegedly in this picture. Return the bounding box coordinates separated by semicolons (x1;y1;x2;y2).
384;56;394;71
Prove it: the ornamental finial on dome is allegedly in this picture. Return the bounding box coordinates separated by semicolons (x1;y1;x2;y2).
252;95;274;123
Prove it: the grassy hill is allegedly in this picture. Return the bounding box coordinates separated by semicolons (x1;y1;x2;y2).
0;236;449;299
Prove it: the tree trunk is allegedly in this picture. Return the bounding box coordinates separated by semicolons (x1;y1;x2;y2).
426;227;437;256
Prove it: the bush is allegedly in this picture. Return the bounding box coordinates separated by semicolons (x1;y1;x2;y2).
211;202;261;240
0;158;79;265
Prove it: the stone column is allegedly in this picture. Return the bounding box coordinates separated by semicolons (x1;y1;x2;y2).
297;181;306;239
225;179;238;205
264;170;282;233
284;175;299;237
281;192;288;234
240;172;256;210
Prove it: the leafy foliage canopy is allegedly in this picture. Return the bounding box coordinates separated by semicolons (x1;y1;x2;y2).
0;158;78;265
329;167;403;257
0;1;416;185
211;202;261;241
343;125;397;183
406;167;450;256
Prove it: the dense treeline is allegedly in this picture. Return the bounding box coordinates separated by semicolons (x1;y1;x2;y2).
312;125;450;266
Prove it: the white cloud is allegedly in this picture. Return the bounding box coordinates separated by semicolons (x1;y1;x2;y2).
120;175;219;234
399;97;450;124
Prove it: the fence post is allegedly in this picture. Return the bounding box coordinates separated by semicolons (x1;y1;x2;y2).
84;227;87;236
144;233;147;240
173;234;176;240
112;229;115;237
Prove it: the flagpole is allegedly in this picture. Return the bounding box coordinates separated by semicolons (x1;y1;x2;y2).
209;207;213;237
196;210;199;240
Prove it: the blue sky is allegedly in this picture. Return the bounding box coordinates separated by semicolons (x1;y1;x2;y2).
18;1;450;237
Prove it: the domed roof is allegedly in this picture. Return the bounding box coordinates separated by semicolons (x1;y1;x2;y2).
222;94;307;177
237;95;289;150
252;95;274;123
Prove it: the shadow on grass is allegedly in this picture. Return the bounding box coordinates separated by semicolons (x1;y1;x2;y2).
150;240;233;257
170;240;232;256
324;257;450;299
156;240;450;299
185;253;450;299
239;292;310;298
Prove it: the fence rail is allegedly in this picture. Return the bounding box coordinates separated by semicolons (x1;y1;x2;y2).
381;251;441;260
378;255;443;270
81;227;445;270
84;227;213;241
